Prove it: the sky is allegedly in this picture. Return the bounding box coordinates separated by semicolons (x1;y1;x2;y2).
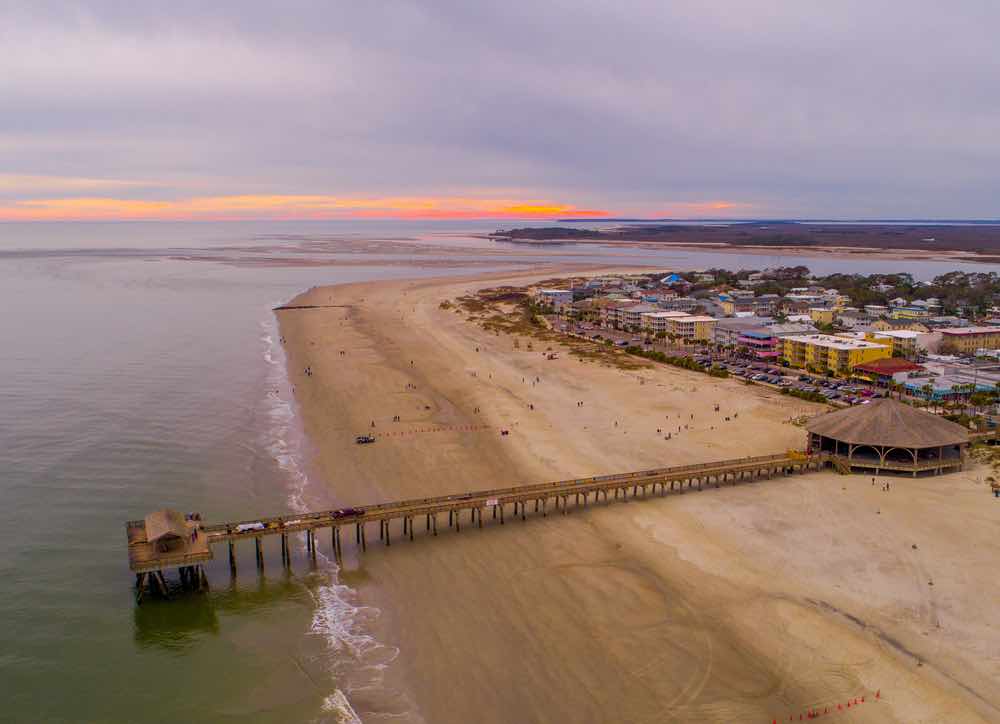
2;1;999;221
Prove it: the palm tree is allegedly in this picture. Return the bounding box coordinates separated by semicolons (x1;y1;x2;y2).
922;383;935;412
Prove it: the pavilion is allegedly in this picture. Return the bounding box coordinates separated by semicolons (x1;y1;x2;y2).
806;398;969;476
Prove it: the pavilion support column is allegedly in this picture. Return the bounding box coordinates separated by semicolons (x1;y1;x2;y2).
500;504;505;525
228;541;236;573
361;524;367;551
478;508;484;529
255;537;263;569
455;511;461;533
426;513;431;532
542;498;547;517
432;514;437;536
409;517;415;541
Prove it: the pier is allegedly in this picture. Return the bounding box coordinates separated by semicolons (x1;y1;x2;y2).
126;452;825;602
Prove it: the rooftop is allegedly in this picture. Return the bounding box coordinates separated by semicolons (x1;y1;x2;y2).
783;334;889;351
941;327;1000;336
853;358;924;375
806;398;969;448
641;311;691;318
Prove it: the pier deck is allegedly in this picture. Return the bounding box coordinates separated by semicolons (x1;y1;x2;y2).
126;452;826;600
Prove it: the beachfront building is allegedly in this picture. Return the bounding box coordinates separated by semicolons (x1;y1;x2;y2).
668;315;716;341
851;357;924;386
713;317;774;348
782;334;891;377
939;327;1000;355
738;329;780;359
600;300;640;328
619;303;660;330
862;330;922;359
640;310;690;334
535;288;573;311
806;398;968;476
864;304;890;318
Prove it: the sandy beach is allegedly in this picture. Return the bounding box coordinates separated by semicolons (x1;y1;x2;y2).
278;269;1000;723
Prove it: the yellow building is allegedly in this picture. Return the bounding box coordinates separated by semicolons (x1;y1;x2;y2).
871;319;930;333
782;334;891;377
939;327;1000;355
863;331;919;359
890;306;931;320
809;307;834;324
669;315;717;341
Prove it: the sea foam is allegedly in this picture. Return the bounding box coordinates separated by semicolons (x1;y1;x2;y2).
259;312;402;722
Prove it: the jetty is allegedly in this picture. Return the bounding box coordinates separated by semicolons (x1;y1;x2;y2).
127;451;824;602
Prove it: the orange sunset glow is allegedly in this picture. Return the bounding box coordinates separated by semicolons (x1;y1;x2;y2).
0;195;612;221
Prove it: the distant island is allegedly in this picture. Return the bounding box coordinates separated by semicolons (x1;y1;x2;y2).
490;221;1000;257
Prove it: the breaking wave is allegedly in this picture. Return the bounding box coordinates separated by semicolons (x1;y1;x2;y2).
259;311;404;723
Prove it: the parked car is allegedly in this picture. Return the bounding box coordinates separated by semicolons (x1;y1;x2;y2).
236;522;266;533
355;435;376;444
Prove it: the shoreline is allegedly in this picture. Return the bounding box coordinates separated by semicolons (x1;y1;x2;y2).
484;236;1000;264
278;268;1000;723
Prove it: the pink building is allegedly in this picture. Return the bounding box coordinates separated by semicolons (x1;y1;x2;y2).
738;329;780;358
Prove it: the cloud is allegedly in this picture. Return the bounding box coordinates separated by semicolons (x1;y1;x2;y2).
2;2;999;218
0;194;609;221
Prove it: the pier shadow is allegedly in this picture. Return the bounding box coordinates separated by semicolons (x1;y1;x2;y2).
132;565;323;650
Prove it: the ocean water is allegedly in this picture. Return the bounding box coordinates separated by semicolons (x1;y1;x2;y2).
0;221;995;723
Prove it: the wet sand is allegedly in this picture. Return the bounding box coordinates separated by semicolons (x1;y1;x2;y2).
278;269;1000;723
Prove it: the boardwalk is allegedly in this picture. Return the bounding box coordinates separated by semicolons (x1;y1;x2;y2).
126;452;826;601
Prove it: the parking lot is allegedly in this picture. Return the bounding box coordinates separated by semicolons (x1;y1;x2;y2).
552;319;886;407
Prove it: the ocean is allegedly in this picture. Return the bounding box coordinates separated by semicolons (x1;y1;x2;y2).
0;220;995;723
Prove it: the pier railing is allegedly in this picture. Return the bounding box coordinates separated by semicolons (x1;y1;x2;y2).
127;451;826;597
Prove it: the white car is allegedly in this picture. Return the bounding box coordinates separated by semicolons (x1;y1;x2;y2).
235;522;266;533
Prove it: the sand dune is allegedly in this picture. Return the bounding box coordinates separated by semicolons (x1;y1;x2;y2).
278;269;1000;723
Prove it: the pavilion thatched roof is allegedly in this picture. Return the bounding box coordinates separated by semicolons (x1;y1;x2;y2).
144;509;188;543
806;398;969;449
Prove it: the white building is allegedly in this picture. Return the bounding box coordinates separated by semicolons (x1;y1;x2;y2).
640;310;690;333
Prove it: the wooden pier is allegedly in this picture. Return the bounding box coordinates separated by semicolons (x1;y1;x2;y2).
126;452;826;602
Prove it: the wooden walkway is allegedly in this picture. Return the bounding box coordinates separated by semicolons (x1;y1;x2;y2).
126;452;826;600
